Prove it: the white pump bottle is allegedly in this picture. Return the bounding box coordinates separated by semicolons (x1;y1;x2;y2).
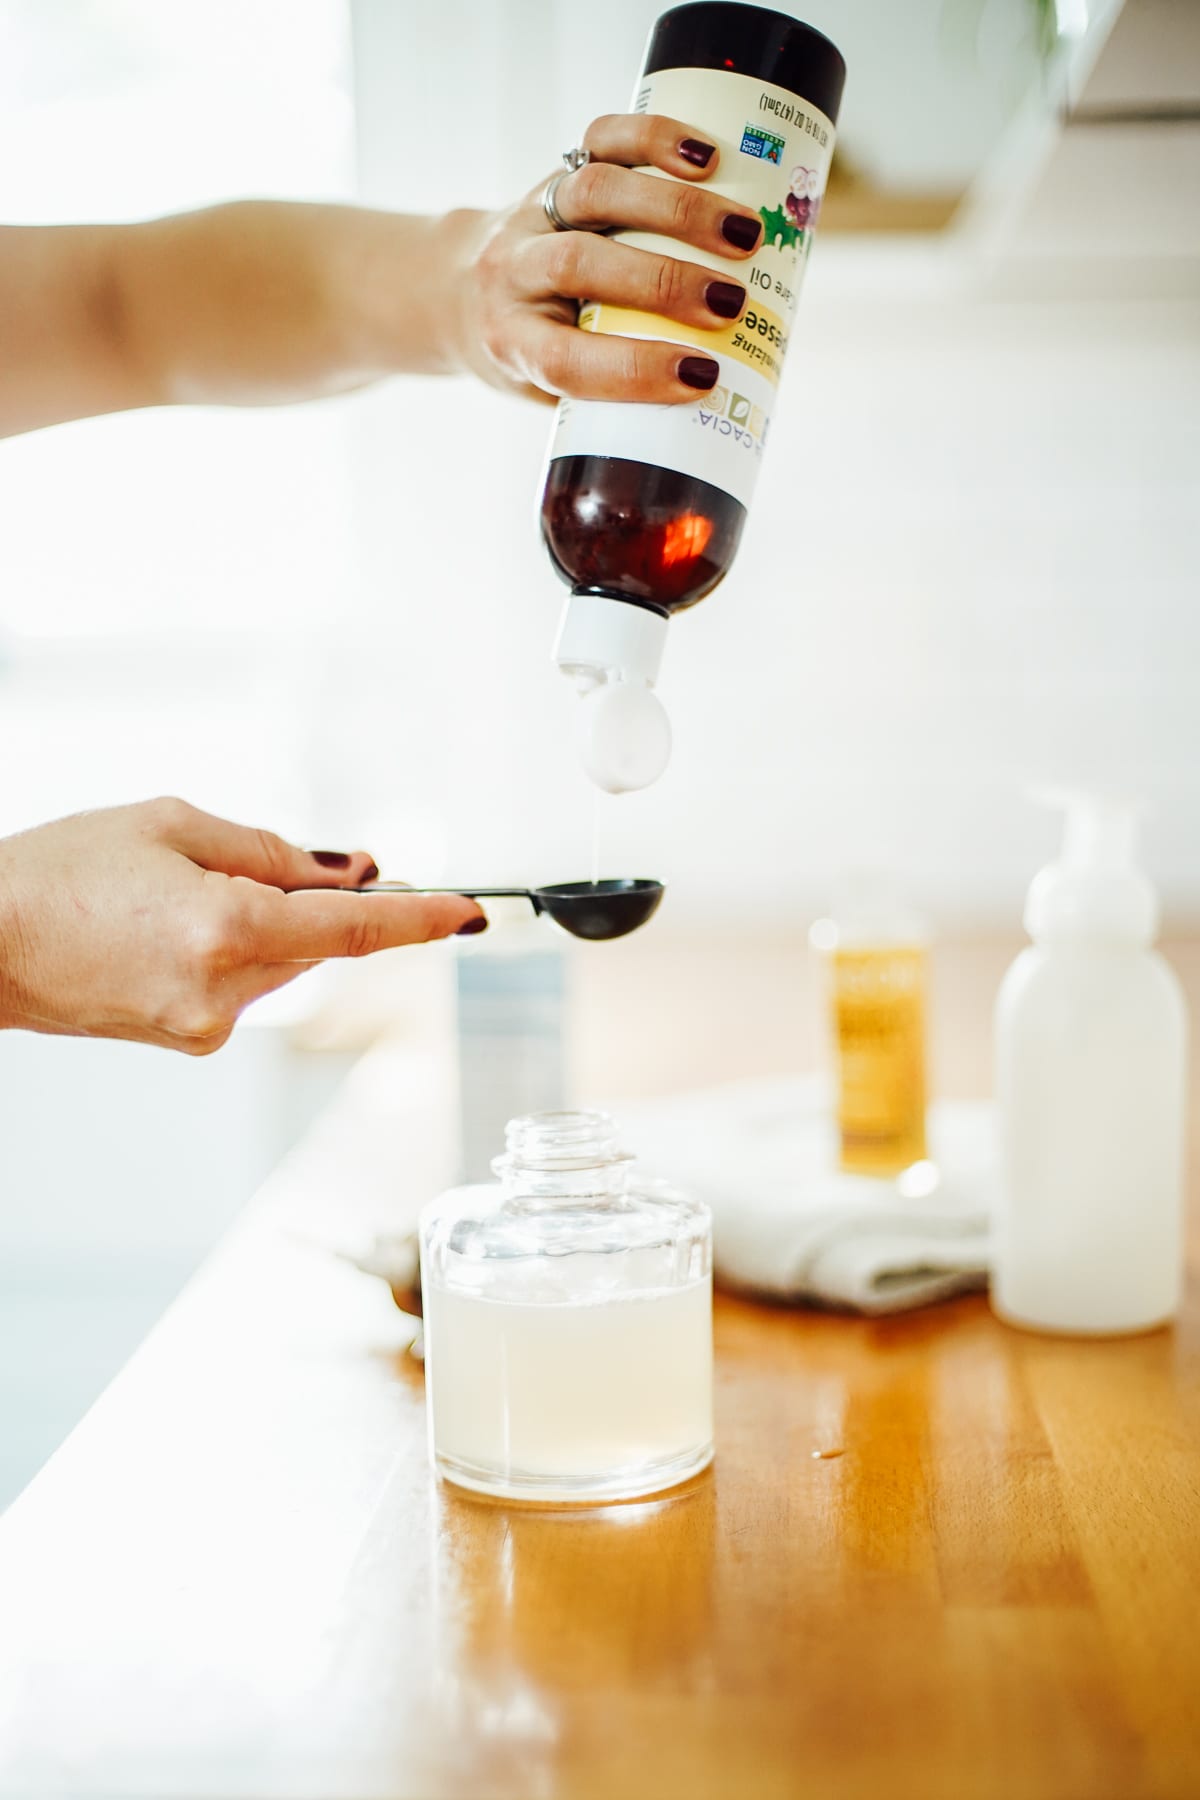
993;794;1188;1335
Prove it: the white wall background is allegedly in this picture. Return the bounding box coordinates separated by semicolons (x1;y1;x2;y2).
323;288;1200;928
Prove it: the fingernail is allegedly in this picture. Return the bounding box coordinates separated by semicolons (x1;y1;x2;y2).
721;213;762;252
311;850;352;869
706;280;745;319
455;916;489;936
679;138;715;168
678;355;720;391
357;861;380;885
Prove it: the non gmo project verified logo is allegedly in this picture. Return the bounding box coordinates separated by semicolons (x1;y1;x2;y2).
740;125;785;163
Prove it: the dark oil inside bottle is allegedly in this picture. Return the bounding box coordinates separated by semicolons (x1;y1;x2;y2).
541;455;747;613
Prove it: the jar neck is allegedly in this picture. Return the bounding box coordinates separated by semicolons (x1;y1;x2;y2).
492;1110;632;1207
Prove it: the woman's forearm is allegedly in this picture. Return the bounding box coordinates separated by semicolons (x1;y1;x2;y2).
114;201;489;403
2;115;764;437
0;201;488;437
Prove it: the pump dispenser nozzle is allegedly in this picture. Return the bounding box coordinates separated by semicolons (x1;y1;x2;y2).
554;591;672;793
1057;792;1137;870
1025;789;1157;944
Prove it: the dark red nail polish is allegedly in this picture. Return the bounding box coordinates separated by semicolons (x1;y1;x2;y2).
455;916;489;936
679;138;715;168
678;355;720;391
358;861;380;885
706;280;745;319
311;850;351;869
721;213;762;252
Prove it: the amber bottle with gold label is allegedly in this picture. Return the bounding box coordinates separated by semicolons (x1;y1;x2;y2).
811;891;930;1177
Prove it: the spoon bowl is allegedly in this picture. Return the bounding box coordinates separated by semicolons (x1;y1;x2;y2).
530;878;665;941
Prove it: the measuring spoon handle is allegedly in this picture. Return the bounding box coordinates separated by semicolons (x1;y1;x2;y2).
361;884;533;900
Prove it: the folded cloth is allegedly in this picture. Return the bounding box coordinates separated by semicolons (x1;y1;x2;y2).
615;1076;994;1316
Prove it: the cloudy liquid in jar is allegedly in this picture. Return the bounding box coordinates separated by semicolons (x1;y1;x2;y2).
424;1276;713;1502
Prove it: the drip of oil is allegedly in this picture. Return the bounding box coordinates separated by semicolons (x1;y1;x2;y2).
590;790;604;888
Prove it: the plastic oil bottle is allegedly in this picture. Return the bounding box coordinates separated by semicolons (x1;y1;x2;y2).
542;2;846;792
993;794;1187;1335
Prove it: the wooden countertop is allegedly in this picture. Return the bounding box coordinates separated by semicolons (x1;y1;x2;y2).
1;939;1197;1800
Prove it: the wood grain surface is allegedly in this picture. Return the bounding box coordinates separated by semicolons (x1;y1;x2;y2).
0;939;1197;1800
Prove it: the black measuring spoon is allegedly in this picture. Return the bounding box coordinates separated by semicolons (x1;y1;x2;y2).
360;878;664;942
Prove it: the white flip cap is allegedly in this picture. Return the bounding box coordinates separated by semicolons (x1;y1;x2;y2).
553;591;668;690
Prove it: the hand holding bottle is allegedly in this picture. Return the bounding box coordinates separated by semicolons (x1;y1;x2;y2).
537;7;845;791
447;111;766;405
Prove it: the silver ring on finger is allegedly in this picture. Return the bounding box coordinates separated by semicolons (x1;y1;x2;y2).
542;147;597;233
542;169;582;233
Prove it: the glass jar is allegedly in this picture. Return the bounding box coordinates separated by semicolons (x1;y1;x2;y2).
419;1110;713;1503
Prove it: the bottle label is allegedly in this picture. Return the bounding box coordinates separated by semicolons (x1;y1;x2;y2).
830;946;928;1176
547;64;836;511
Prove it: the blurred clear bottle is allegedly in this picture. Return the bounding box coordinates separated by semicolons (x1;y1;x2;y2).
455;911;566;1184
810;876;930;1176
